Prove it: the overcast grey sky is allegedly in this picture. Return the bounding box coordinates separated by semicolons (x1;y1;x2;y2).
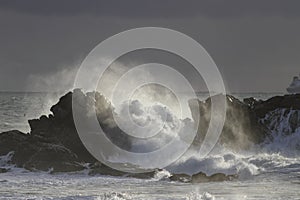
0;0;300;92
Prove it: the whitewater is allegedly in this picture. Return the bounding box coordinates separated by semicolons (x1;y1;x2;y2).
0;92;300;200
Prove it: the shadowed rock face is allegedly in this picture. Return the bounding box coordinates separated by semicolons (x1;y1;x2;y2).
189;94;269;150
246;94;300;137
247;94;300;118
0;90;299;181
0;90;132;173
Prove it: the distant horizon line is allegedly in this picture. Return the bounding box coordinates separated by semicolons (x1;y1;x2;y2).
0;90;286;94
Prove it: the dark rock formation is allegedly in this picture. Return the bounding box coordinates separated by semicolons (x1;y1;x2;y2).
0;90;132;174
189;94;269;150
249;94;300;118
169;173;192;183
88;161;160;179
169;172;238;183
191;172;238;183
245;94;300;136
0;90;299;180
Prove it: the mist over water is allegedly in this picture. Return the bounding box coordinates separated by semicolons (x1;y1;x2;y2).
1;91;299;199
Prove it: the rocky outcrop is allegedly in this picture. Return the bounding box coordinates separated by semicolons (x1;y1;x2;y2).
0;90;132;174
169;172;238;183
247;94;300;118
169;173;192;183
245;94;300;136
0;90;299;180
191;172;238;183
189;94;269;150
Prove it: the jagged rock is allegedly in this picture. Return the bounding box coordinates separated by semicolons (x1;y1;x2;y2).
169;173;192;183
23;144;85;173
0;130;38;167
1;90;299;178
28;91;96;163
0;130;30;156
260;109;300;136
191;172;238;183
253;94;300;136
169;172;237;183
252;94;300;118
243;97;263;108
189;94;269;150
0;90;132;173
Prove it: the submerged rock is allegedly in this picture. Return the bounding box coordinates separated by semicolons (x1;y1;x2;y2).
169;172;238;183
169;173;192;183
191;172;238;183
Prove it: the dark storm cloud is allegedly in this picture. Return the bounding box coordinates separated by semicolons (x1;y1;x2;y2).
0;1;300;92
0;0;300;18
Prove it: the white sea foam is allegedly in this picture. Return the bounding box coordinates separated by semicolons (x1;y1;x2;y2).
186;192;215;200
167;147;260;180
115;100;192;152
98;192;132;200
153;169;172;180
260;109;300;157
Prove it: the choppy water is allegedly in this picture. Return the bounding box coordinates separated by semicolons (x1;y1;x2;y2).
0;162;299;200
1;92;300;200
0;92;63;133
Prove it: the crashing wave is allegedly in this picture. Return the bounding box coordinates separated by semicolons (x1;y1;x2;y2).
186;191;215;200
260;108;300;156
0;90;299;182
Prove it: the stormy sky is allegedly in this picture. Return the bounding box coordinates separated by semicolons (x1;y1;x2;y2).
0;0;300;93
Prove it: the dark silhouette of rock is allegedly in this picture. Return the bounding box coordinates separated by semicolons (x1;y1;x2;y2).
0;90;132;173
0;90;299;179
29;91;96;163
169;172;238;183
23;144;85;173
251;94;300;118
191;172;238;183
246;94;300;136
88;162;127;177
88;161;159;179
189;94;269;150
169;173;192;183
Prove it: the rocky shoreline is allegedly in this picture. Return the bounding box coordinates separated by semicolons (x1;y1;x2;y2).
0;90;299;183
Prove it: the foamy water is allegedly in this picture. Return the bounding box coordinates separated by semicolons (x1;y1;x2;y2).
0;164;299;199
0;92;299;200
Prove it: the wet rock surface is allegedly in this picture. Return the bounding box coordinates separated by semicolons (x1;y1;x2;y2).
0;90;299;181
169;172;238;183
189;94;269;150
